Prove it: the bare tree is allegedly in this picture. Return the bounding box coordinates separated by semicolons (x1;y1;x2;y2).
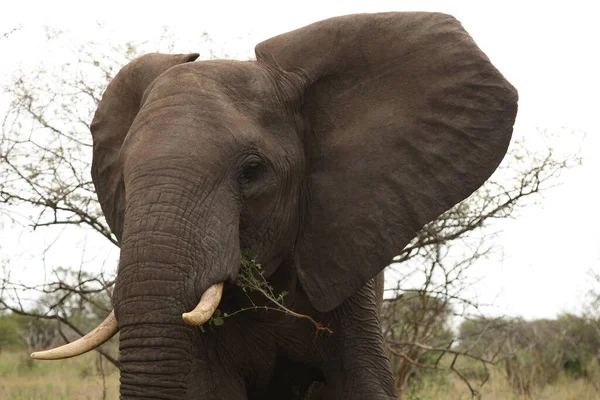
1;26;21;40
382;136;580;398
458;314;600;397
0;33;157;366
0;266;118;365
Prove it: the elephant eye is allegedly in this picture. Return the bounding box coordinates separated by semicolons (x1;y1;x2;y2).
239;162;263;187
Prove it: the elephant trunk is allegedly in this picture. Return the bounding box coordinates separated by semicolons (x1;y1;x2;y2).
114;173;240;399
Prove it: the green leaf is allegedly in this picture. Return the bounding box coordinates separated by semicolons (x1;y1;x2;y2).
213;317;224;326
213;309;221;317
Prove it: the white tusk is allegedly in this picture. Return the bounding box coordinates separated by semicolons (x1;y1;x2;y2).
30;311;118;360
182;282;224;326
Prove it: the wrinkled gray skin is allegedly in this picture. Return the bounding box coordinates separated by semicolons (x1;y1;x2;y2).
89;12;517;399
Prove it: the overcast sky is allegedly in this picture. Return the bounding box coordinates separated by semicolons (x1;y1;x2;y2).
1;1;598;320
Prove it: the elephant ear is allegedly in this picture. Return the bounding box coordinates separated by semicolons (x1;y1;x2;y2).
256;12;518;311
90;53;199;243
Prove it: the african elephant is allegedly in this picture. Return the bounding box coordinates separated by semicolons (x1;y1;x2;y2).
32;12;517;399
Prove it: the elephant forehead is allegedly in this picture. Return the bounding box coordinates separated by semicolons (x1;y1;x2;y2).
143;60;282;114
130;60;298;148
123;60;297;166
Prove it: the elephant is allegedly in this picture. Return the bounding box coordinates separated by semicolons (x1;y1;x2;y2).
31;12;517;400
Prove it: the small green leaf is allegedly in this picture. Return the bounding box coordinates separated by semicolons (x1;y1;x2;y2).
213;317;224;326
223;312;229;317
280;291;289;297
213;309;221;317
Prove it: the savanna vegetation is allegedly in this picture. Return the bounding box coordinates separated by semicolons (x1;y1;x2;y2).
1;27;597;400
2;308;599;399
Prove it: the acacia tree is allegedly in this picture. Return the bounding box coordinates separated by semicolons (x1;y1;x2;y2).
381;137;579;398
0;30;580;396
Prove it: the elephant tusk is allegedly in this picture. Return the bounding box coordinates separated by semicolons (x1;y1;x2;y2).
182;282;224;326
30;311;118;360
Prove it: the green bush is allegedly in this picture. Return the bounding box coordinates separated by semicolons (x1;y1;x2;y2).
458;314;600;395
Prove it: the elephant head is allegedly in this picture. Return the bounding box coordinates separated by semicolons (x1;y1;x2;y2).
32;12;517;399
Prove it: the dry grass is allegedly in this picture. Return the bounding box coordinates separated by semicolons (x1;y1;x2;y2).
1;350;598;399
405;367;600;400
400;346;600;400
0;350;119;399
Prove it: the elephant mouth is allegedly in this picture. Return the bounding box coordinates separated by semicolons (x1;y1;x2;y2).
29;282;224;360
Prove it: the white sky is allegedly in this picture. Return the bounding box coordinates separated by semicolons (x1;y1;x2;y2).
1;1;599;320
